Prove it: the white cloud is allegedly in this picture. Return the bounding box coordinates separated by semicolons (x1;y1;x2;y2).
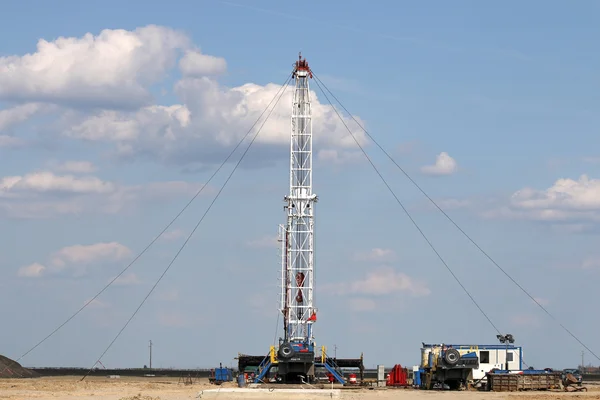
421;152;458;176
0;26;195;109
85;298;109;309
112;272;141;286
17;262;46;278
160;229;186;242
533;297;550;306
485;175;600;225
0;171;114;194
18;242;131;278
50;242;131;269
317;149;363;165
52;161;97;174
0;169;207;218
355;248;396;262
511;175;600;212
323;267;430;297
64;105;190;142
60;79;367;166
179;50;227;77
1;25;368;168
0;103;43;131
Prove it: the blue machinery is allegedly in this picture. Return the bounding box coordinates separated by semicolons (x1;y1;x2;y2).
252;346;345;384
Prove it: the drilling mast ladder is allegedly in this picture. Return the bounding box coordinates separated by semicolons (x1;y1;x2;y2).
236;54;363;385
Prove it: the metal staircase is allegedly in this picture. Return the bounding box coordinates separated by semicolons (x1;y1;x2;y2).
317;348;345;384
253;353;272;383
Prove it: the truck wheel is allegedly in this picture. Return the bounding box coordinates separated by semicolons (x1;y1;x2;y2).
444;349;460;365
278;343;295;359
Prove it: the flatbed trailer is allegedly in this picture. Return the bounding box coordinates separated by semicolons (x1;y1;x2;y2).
487;371;561;391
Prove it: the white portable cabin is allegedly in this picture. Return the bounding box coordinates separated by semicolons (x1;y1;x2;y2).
420;344;523;381
455;344;523;381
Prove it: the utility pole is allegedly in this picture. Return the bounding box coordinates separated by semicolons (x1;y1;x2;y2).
334;344;337;359
581;351;584;371
149;340;153;369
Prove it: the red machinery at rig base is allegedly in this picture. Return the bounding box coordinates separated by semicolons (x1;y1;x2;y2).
387;364;409;387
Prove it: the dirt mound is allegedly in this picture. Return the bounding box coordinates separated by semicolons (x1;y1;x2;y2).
0;355;39;378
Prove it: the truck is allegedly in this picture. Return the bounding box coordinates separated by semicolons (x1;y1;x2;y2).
415;343;479;390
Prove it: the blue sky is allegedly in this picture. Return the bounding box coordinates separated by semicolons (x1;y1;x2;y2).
1;0;599;371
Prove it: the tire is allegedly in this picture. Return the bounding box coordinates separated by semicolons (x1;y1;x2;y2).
444;349;460;365
278;343;295;359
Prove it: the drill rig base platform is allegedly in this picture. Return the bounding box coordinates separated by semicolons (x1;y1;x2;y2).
237;347;365;385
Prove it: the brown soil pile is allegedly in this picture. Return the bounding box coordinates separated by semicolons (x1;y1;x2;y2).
0;354;39;378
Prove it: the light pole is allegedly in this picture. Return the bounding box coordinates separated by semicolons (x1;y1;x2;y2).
496;334;515;371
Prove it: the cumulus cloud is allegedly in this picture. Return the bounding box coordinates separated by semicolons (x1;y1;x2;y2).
18;242;131;278
179;50;227;77
533;297;550;306
50;242;131;268
0;171;114;194
317;149;363;165
111;272;141;286
1;25;368;167
17;262;46;278
160;228;186;242
355;248;396;262
421;152;458;176
52;161;97;174
85;298;109;309
0;103;44;131
61;79;366;166
323;267;430;297
0;169;208;218
0;25;194;109
484;175;600;226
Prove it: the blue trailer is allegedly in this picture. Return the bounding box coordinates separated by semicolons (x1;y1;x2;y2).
209;363;233;385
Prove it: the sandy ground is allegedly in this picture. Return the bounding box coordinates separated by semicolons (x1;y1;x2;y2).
1;376;600;400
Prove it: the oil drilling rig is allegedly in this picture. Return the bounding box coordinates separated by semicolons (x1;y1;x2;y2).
276;53;318;382
237;54;364;385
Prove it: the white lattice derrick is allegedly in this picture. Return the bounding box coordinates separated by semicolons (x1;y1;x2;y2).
277;54;317;346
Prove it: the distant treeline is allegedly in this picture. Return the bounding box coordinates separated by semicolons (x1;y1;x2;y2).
29;367;214;378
